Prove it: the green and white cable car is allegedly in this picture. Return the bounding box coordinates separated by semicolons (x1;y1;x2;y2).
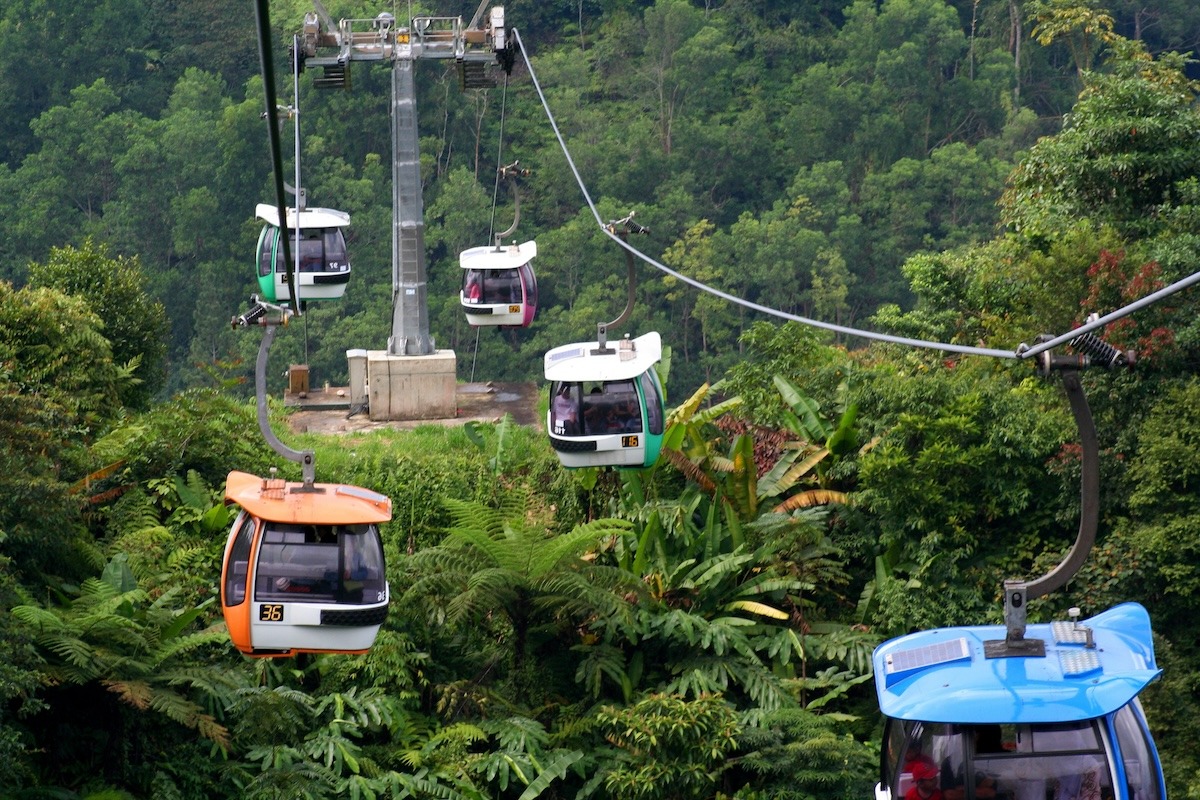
544;331;666;469
254;203;351;303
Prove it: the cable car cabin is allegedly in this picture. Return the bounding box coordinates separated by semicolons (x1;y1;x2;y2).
254;203;351;303
221;470;391;658
874;603;1164;800
544;331;665;469
460;240;538;327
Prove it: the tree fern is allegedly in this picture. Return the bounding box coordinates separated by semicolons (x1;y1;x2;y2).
404;495;642;707
12;559;239;747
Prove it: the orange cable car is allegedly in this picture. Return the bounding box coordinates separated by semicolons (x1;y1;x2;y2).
220;470;392;658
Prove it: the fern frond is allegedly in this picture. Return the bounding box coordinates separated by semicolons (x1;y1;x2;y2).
196;713;231;750
517;749;584;800
42;634;99;675
11;604;66;631
442;497;506;537
103;678;154;710
151;626;230;664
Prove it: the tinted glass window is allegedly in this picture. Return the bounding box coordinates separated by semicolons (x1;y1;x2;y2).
890;722;1112;800
253;523;386;604
972;722;1109;800
223;514;255;607
582;380;642;436
257;227;274;278
323;229;348;271
482;268;521;305
464;269;483;302
521;263;537;308
640;369;665;434
550;381;581;436
1113;704;1160;800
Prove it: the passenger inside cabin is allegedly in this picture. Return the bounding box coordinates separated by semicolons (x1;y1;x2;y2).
465;269;482;302
943;726;1000;800
906;762;943;800
299;235;324;272
481;268;521;304
580;382;642;435
552;384;579;435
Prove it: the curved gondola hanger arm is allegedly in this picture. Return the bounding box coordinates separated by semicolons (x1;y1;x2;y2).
232;299;319;490
988;329;1133;657
492;160;530;249
593;212;649;355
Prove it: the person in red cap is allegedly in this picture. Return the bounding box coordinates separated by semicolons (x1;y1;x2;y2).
906;760;944;800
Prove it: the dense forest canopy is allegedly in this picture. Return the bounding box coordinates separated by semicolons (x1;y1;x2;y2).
3;0;1200;798
4;0;1197;397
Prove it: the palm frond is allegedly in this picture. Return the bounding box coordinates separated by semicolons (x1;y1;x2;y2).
516;749;584;800
725;600;789;620
666;382;712;426
772;489;849;514
763;448;829;498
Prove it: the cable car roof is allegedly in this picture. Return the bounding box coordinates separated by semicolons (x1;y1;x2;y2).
255;203;351;230
225;470;392;525
460;240;537;270
544;331;662;383
874;602;1160;725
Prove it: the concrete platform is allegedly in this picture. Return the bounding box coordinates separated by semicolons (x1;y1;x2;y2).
283;381;541;435
366;349;457;421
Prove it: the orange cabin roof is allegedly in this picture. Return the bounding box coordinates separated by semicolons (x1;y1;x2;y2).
224;470;392;524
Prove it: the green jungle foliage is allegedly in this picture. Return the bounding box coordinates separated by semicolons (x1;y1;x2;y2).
2;0;1200;798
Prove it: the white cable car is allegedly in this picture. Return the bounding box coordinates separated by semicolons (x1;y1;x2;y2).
460;240;538;327
254;203;351;303
544;331;666;469
221;470;391;658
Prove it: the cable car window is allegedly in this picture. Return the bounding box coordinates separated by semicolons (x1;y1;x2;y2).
482;268;521;305
551;381;581;435
339;525;387;604
887;720;926;793
965;723;1110;800
271;231;288;275
464;269;483;303
1026;722;1101;752
1112;705;1160;800
520;263;537;308
257;227;274;279
889;722;956;800
582;380;642;436
297;233;324;272
224;514;255;607
323;230;348;272
640;369;665;435
255;524;339;601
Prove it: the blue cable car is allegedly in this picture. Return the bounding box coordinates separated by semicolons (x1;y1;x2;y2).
544;331;666;469
254;203;351;303
873;603;1165;800
460;240;538;327
873;339;1164;800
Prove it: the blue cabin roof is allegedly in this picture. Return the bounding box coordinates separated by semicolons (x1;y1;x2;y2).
873;602;1160;725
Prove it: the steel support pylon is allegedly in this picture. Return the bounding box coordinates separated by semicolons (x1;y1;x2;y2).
388;58;433;356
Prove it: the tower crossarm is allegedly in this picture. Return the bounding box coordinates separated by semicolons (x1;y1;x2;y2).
299;8;508;66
